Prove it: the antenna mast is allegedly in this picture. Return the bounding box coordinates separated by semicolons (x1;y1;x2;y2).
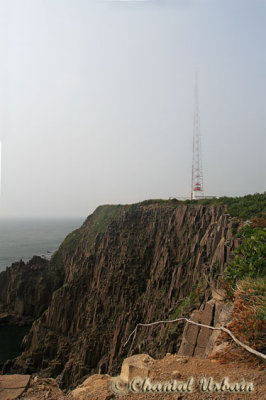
191;75;204;200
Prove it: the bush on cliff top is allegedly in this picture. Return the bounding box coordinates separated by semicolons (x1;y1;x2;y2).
212;278;266;367
184;192;266;219
214;219;266;366
225;225;266;290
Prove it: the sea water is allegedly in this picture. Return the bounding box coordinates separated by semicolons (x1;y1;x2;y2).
0;217;84;272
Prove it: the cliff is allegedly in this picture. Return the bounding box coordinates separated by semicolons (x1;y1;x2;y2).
2;201;240;388
0;256;64;325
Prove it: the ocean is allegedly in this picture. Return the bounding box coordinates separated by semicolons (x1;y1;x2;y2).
0;217;85;272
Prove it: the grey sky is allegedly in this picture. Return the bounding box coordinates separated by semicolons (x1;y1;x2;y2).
0;0;265;217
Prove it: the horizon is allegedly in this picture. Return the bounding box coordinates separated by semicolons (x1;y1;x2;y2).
0;190;265;219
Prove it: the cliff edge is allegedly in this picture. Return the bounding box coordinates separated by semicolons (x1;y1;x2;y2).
2;201;240;388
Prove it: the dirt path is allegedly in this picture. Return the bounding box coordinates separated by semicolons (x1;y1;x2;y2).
119;354;265;400
18;355;265;400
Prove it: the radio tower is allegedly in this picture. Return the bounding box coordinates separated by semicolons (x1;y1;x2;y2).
191;75;204;200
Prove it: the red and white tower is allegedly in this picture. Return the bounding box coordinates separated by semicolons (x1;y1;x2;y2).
191;76;204;200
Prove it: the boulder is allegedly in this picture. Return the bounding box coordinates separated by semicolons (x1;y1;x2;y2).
120;354;154;381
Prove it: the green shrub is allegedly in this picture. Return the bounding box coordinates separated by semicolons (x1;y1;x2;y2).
183;192;266;219
225;226;266;290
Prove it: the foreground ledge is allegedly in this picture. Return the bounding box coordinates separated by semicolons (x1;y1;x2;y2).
0;374;31;400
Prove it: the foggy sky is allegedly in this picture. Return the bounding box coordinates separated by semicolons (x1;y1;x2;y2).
0;0;265;218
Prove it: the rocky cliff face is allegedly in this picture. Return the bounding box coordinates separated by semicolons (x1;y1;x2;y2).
0;256;64;325
3;202;239;388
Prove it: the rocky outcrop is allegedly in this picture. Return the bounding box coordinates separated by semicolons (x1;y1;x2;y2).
0;374;31;400
19;376;66;400
3;202;240;388
120;354;154;382
0;256;64;326
178;299;233;357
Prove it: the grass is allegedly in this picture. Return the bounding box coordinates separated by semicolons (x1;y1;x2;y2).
85;205;124;248
183;192;266;219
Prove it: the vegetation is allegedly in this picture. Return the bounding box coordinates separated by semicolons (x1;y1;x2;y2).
161;280;208;344
212;278;266;367
85;204;124;248
61;229;83;252
215;214;266;366
137;192;266;220
183;192;266;219
137;199;182;206
225;224;266;291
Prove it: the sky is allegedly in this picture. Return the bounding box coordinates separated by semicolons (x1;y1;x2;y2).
0;0;265;218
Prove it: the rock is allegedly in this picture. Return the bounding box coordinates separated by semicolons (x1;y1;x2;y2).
178;299;234;358
175;356;189;364
0;312;10;324
194;302;215;356
0;374;31;400
211;287;227;301
71;374;111;400
178;310;202;356
120;354;153;382
2;204;239;388
171;370;182;379
0;256;64;326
